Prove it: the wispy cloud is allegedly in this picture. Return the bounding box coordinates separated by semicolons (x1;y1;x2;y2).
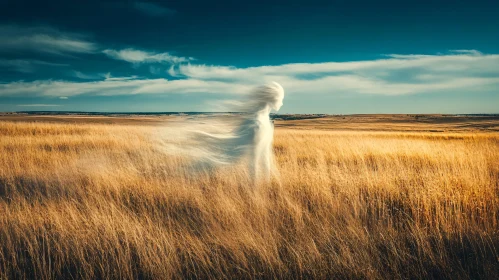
450;49;483;56
0;25;97;55
134;2;176;17
17;104;62;107
0;77;249;97
103;48;191;64
1;51;498;99
0;59;68;73
72;71;107;80
0;24;187;74
169;50;499;95
173;50;498;80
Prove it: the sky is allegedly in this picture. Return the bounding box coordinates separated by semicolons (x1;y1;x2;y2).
0;0;498;114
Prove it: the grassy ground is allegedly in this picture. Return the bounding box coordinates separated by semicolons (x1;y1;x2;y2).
0;116;498;279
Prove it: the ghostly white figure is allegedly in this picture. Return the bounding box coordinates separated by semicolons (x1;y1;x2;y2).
233;82;285;182
187;82;285;184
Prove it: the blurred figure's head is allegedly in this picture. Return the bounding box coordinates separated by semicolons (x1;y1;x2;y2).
246;82;285;113
268;82;284;111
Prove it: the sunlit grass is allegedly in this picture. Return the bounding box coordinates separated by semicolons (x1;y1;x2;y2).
1;120;498;279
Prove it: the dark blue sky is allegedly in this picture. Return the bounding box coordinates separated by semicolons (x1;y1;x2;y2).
0;0;498;113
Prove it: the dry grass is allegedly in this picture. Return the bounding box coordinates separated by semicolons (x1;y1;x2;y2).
0;119;498;279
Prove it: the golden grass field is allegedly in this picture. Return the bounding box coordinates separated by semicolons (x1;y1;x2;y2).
0;114;498;279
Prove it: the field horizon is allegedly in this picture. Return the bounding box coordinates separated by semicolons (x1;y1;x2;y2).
2;113;499;131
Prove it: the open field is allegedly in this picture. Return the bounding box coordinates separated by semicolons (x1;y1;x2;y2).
1;115;498;279
2;113;499;132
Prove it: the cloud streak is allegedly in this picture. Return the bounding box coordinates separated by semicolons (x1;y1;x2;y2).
0;25;97;55
1;50;498;100
0;77;250;97
72;71;108;80
17;104;62;107
0;59;68;73
173;50;499;81
103;48;191;64
170;50;499;96
0;24;189;75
